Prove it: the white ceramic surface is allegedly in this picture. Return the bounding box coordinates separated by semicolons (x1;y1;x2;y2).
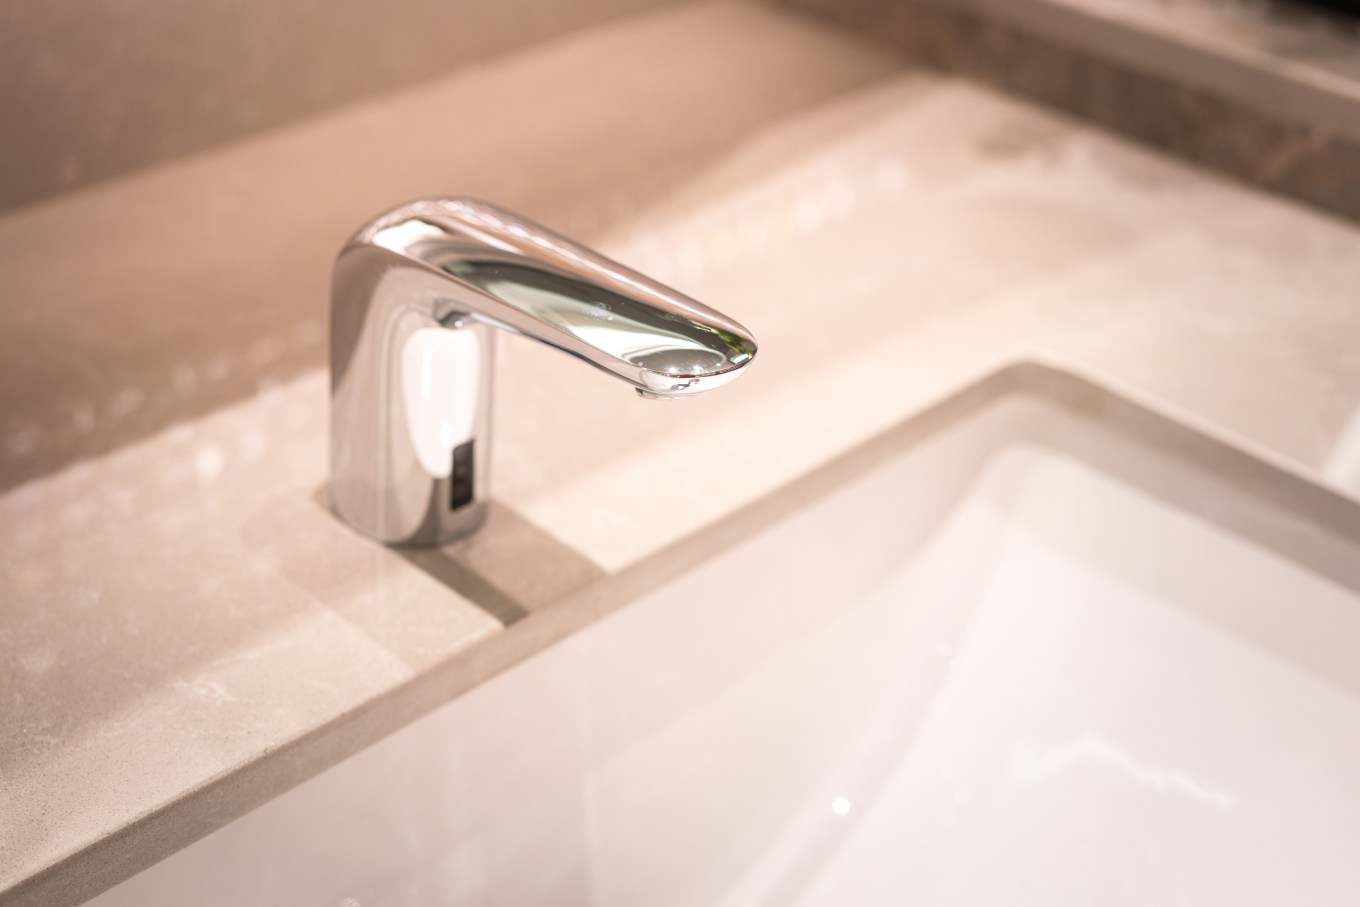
87;374;1360;906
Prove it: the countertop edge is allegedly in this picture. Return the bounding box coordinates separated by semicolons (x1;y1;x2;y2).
906;0;1360;144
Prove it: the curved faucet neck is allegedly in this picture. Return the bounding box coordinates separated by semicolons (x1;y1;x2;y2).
329;198;757;546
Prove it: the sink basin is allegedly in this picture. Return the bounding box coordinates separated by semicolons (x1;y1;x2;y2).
88;362;1360;906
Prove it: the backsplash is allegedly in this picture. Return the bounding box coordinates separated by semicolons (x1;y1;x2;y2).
0;0;680;213
783;0;1360;221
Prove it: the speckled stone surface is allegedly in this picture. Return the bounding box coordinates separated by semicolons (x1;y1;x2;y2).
4;2;1360;905
785;0;1360;221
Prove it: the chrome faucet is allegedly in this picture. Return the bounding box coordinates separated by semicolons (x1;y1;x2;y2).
330;198;758;546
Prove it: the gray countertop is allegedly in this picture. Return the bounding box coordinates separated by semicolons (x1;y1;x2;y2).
3;2;1359;905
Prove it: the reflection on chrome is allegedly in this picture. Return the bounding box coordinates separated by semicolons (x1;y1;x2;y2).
330;198;759;546
1009;734;1235;809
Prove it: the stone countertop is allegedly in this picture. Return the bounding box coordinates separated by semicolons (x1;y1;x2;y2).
3;2;1360;904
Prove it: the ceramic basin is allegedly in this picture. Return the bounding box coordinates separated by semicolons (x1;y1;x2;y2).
89;363;1360;906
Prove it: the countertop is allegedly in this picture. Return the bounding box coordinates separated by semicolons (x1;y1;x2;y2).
3;2;1360;904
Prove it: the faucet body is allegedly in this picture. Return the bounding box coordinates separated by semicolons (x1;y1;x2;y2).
330;198;757;546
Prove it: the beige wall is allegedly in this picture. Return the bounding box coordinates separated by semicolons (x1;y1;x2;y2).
0;0;680;213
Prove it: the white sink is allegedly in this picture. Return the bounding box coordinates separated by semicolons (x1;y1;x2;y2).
89;363;1360;906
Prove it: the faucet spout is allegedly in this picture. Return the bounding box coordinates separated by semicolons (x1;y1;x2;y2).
330;197;758;546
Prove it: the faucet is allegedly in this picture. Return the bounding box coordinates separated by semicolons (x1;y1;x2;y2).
330;198;758;546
